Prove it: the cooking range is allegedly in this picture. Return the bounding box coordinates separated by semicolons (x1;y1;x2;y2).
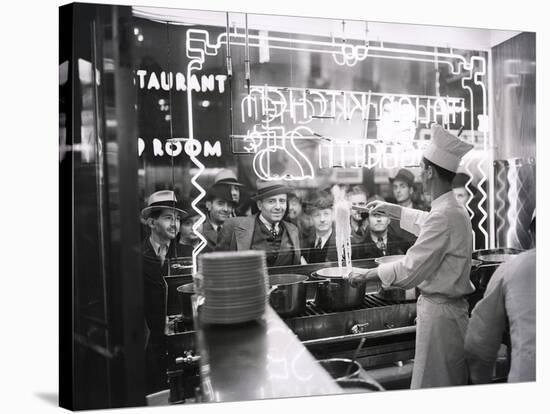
164;251;517;402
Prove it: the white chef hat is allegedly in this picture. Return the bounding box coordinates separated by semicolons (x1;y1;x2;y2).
423;124;474;172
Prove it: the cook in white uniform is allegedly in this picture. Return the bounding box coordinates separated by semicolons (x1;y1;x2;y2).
349;124;475;389
464;212;536;384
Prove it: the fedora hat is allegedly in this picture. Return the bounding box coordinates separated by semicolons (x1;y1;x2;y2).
140;190;187;221
212;169;244;187
389;168;415;187
251;179;293;201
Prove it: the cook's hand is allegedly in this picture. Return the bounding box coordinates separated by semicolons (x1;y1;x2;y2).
365;200;402;220
348;268;379;287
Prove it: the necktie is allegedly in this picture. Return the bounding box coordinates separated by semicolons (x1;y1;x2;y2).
270;223;278;238
377;237;386;256
315;237;323;249
158;244;168;266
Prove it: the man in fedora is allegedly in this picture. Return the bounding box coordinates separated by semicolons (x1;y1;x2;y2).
349;125;475;389
216;179;301;267
140;190;187;393
211;168;245;204
203;184;237;251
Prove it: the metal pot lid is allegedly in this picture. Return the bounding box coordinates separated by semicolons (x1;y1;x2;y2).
313;267;365;279
473;248;523;263
269;273;308;286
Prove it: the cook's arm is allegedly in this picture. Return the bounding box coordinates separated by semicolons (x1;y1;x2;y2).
377;211;449;290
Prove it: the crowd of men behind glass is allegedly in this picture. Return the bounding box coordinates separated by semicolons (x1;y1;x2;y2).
141;167;472;270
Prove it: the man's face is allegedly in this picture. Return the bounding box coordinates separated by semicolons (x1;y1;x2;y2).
368;212;390;233
180;215;202;242
288;198;302;220
229;185;240;203
392;179;412;204
150;208;181;241
453;187;469;207
257;193;287;223
206;198;233;225
348;193;367;222
311;208;333;233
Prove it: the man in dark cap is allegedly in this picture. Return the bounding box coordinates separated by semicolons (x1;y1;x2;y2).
203;184;237;251
352;209;409;260
390;168;421;209
216;180;301;267
301;191;337;264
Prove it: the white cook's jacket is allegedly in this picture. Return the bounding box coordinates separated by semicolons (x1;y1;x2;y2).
465;249;536;384
377;191;475;296
377;191;475;388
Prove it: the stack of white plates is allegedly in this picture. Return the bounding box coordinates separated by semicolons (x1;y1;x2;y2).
198;250;268;324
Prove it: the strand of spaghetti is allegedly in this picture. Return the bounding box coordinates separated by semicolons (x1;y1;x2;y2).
332;185;353;276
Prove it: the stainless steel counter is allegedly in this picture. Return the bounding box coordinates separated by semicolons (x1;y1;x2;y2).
195;306;344;402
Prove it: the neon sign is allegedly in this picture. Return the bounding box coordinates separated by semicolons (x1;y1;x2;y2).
242;125;315;181
241;86;465;129
176;26;491;266
137;137;222;158
136;70;228;93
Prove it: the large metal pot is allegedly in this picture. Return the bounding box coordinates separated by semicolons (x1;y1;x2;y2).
268;274;308;317
319;358;361;381
177;283;195;321
468;248;523;312
337;378;385;392
311;267;373;311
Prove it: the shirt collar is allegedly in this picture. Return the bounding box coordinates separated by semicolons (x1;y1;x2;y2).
430;191;456;210
370;232;387;244
259;214;279;232
149;236;169;256
315;229;332;247
207;214;220;232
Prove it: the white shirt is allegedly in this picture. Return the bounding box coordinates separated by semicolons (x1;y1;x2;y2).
259;214;280;234
465;249;536;383
149;236;168;257
314;229;333;249
377;191;475;297
370;232;387;246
